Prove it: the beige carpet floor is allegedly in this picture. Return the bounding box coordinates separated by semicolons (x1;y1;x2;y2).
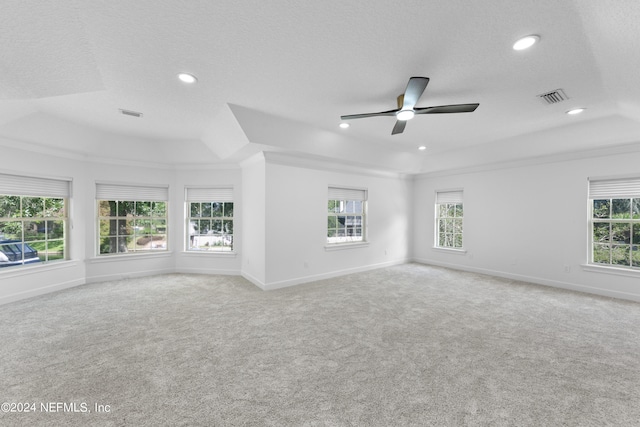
1;263;639;426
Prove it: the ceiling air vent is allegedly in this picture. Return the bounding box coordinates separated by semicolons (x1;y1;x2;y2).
537;89;568;105
119;108;143;118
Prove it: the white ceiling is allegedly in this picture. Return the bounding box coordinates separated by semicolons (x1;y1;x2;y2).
2;0;640;173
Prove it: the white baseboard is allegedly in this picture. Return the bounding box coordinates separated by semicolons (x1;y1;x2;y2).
0;278;85;306
261;258;411;291
175;267;240;276
412;257;640;302
85;268;175;284
240;270;267;290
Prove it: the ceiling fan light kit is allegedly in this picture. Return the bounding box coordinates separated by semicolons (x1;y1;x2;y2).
396;110;415;121
340;76;479;135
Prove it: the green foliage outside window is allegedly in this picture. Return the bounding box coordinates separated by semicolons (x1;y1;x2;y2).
0;195;66;264
591;198;640;268
437;203;463;249
98;200;167;255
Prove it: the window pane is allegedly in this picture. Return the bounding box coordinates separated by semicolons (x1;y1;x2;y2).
223;220;233;234
190;202;201;218
328;200;338;213
46;239;65;261
224;202;234;217
612;199;631;219
438;219;445;233
100;201;117;217
454;234;463;248
453;218;463;234
632;224;640;246
612;223;631;244
212;203;223;217
328;229;336;238
445;218;454;233
633;246;640;268
633;199;640;220
353;201;363;214
0;195;21;217
593;222;610;243
337;216;346;229
0;221;22;240
212;220;222;234
44;198;65;217
199;219;211;234
135;201;152;217
99;219;112;238
149;235;166;250
23;197;43;218
445;233;453;247
593;200;610;219
118;219;133;236
119;201;136;216
593;243;610;264
47;220;65;239
446;204;456;218
24;221;45;241
152;202;166;217
439;204;447;217
612;245;630;266
439;233;446;247
455;204;463;217
328;216;337;228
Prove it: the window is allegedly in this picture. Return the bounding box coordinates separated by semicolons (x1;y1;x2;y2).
97;183;168;255
186;187;234;252
0;173;69;268
327;187;367;244
589;177;640;269
435;190;463;249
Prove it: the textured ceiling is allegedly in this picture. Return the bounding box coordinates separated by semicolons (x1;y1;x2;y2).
1;0;639;173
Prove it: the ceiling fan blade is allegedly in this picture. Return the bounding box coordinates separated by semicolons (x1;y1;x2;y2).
414;103;479;114
340;108;399;120
391;120;406;135
402;77;430;110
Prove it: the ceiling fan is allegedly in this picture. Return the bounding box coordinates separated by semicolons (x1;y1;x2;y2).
340;77;479;135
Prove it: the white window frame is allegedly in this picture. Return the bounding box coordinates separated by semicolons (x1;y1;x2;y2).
96;183;169;256
185;187;234;253
588;176;640;271
435;189;464;251
0;172;70;268
327;186;367;246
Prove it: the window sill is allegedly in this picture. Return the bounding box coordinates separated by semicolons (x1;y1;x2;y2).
181;251;237;258
0;260;78;279
88;251;173;263
581;264;640;278
325;242;369;251
432;246;467;255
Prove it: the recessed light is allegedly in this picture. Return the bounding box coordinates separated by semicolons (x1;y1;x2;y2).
418;146;427;151
396;110;415;121
339;122;350;129
566;108;585;115
513;35;540;51
177;73;197;84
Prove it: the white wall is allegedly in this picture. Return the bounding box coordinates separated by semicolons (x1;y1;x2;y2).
0;141;246;304
0;142;86;304
262;154;412;289
174;166;242;275
240;153;267;286
413;150;640;301
83;160;177;283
